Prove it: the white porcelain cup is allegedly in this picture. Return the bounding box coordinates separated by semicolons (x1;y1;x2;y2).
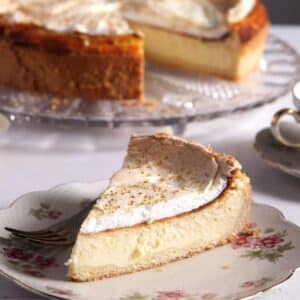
271;82;300;148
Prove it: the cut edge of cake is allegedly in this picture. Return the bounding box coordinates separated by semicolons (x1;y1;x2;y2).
129;1;269;80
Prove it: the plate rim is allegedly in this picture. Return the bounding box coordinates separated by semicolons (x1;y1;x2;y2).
0;180;300;300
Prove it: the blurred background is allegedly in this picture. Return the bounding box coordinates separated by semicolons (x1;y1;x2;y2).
263;0;300;24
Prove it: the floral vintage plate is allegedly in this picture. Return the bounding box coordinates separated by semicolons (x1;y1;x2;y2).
0;181;300;300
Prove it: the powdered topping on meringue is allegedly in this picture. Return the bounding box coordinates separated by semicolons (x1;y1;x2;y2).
80;133;240;233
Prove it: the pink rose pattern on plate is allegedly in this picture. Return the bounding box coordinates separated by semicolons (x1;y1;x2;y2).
2;247;33;262
79;198;94;209
156;290;194;300
30;202;62;220
46;286;76;297
232;227;294;262
120;291;200;300
240;278;273;289
120;290;220;300
1;243;58;278
24;270;45;278
201;293;218;300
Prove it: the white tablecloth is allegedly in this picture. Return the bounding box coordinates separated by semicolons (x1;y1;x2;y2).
0;25;299;299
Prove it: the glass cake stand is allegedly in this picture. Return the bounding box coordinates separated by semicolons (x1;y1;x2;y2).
0;35;299;134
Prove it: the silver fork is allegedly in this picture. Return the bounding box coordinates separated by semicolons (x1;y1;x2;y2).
5;199;96;246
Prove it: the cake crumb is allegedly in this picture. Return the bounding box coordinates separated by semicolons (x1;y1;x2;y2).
221;264;231;270
155;268;164;272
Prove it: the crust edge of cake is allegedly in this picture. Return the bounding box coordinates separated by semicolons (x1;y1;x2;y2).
0;18;144;101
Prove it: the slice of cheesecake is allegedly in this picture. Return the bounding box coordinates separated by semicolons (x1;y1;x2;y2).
68;133;251;281
0;1;144;101
124;0;268;80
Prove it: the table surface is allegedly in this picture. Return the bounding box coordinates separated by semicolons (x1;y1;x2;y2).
0;25;299;300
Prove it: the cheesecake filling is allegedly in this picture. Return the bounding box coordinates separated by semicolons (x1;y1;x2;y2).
81;135;240;234
1;0;255;38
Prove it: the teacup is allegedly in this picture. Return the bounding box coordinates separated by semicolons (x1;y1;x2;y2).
271;82;300;148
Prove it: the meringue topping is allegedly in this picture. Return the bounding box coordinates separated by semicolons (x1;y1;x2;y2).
80;133;240;233
122;0;256;39
0;0;256;38
0;0;131;35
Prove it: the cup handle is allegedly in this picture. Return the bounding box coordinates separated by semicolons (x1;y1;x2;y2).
271;108;300;148
293;82;300;110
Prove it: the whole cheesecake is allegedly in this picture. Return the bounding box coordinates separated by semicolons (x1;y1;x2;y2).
68;133;251;281
0;0;268;101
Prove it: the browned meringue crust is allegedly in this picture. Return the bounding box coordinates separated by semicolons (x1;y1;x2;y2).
230;1;268;43
0;18;144;100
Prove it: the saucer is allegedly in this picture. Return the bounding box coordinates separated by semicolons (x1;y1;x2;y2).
255;124;300;178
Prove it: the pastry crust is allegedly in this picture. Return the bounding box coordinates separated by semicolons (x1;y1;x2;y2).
0;18;144;100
